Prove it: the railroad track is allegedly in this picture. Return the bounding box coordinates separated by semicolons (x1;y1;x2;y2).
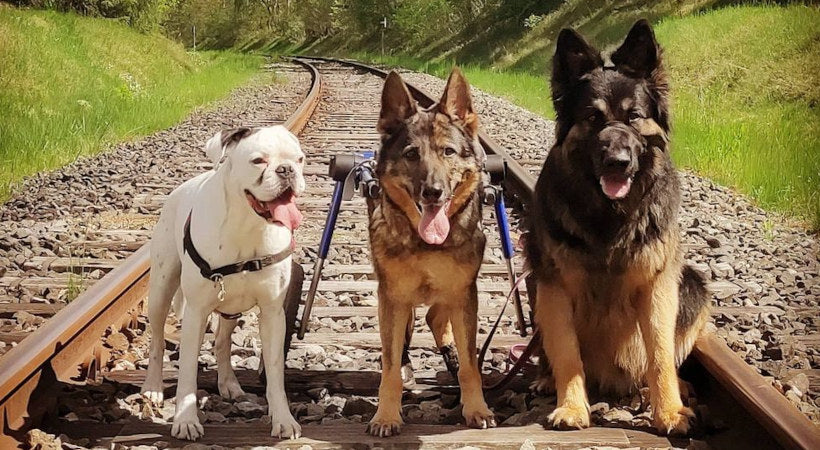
0;58;817;449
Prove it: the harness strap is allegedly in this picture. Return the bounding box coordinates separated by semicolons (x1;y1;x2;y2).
218;311;243;320
183;211;292;281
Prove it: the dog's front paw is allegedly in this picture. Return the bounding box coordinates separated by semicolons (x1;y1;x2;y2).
270;412;302;439
547;403;590;430
171;417;204;440
141;387;164;406
529;373;555;395
367;410;403;437
463;405;496;429
653;405;695;436
141;375;165;406
217;377;245;399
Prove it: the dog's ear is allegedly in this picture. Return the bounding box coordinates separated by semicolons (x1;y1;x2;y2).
378;71;417;136
552;28;602;88
612;19;670;131
438;67;478;136
552;28;602;144
612;19;660;78
204;127;253;166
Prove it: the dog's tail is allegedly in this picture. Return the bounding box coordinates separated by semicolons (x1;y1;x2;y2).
677;265;709;331
674;265;711;365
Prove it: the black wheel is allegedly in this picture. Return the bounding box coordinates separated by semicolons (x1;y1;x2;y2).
484;155;506;184
330;154;356;181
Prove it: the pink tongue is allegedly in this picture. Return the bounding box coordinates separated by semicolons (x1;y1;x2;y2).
417;202;450;245
268;193;303;231
600;175;632;200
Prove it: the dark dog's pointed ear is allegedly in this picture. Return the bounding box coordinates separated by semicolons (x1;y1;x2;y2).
612;19;660;77
378;71;417;135
613;19;670;131
438;67;478;136
553;28;602;86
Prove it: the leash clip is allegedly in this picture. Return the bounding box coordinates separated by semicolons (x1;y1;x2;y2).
211;274;226;302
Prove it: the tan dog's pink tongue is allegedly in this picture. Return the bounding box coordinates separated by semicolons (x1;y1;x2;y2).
417;202;450;245
268;192;303;231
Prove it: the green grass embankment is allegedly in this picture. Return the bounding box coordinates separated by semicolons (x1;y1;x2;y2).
0;6;265;200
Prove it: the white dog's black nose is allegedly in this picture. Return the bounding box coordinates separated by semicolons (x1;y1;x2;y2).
275;163;296;178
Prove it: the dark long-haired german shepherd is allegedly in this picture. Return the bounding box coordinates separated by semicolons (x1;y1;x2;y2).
524;20;710;435
365;69;496;436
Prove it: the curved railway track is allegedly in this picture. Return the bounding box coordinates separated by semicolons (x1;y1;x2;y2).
0;58;817;449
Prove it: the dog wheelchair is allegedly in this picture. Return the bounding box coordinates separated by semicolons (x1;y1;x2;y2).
293;151;529;344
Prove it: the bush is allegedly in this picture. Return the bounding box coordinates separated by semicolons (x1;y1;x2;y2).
392;0;454;49
10;0;175;31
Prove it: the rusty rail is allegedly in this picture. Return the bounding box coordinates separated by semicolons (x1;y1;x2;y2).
301;56;820;450
0;59;323;446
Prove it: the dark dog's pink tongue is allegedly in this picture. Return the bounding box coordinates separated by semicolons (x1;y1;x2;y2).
268;192;303;231
418;201;450;245
600;175;632;200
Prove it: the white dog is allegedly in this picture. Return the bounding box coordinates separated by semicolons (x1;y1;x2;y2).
141;125;305;440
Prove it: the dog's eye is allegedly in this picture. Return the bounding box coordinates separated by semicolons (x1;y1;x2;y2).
586;111;600;123
628;111;644;123
251;157;267;165
403;147;420;161
443;146;458;157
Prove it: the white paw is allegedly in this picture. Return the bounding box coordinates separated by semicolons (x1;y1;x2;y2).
141;380;164;406
217;377;245;399
171;417;204;440
547;404;590;430
270;411;301;439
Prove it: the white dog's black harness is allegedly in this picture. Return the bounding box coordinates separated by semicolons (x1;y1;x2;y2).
183;211;292;319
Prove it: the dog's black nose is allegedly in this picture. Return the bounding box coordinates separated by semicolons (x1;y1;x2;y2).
275;164;295;178
421;184;444;203
603;150;631;171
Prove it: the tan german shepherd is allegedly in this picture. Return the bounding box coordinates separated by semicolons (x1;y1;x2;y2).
524;20;710;435
365;69;496;436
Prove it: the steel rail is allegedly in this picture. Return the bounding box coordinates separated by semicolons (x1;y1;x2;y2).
0;58;323;446
301;56;820;450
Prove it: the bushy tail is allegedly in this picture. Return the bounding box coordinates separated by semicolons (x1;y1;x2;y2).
677;265;709;332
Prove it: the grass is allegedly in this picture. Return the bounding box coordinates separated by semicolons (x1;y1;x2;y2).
349;4;820;229
0;6;264;200
656;5;819;229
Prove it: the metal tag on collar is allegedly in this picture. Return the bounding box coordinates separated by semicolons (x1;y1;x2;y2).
211;273;226;302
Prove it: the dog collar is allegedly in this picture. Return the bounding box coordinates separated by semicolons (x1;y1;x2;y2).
183;210;292;283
